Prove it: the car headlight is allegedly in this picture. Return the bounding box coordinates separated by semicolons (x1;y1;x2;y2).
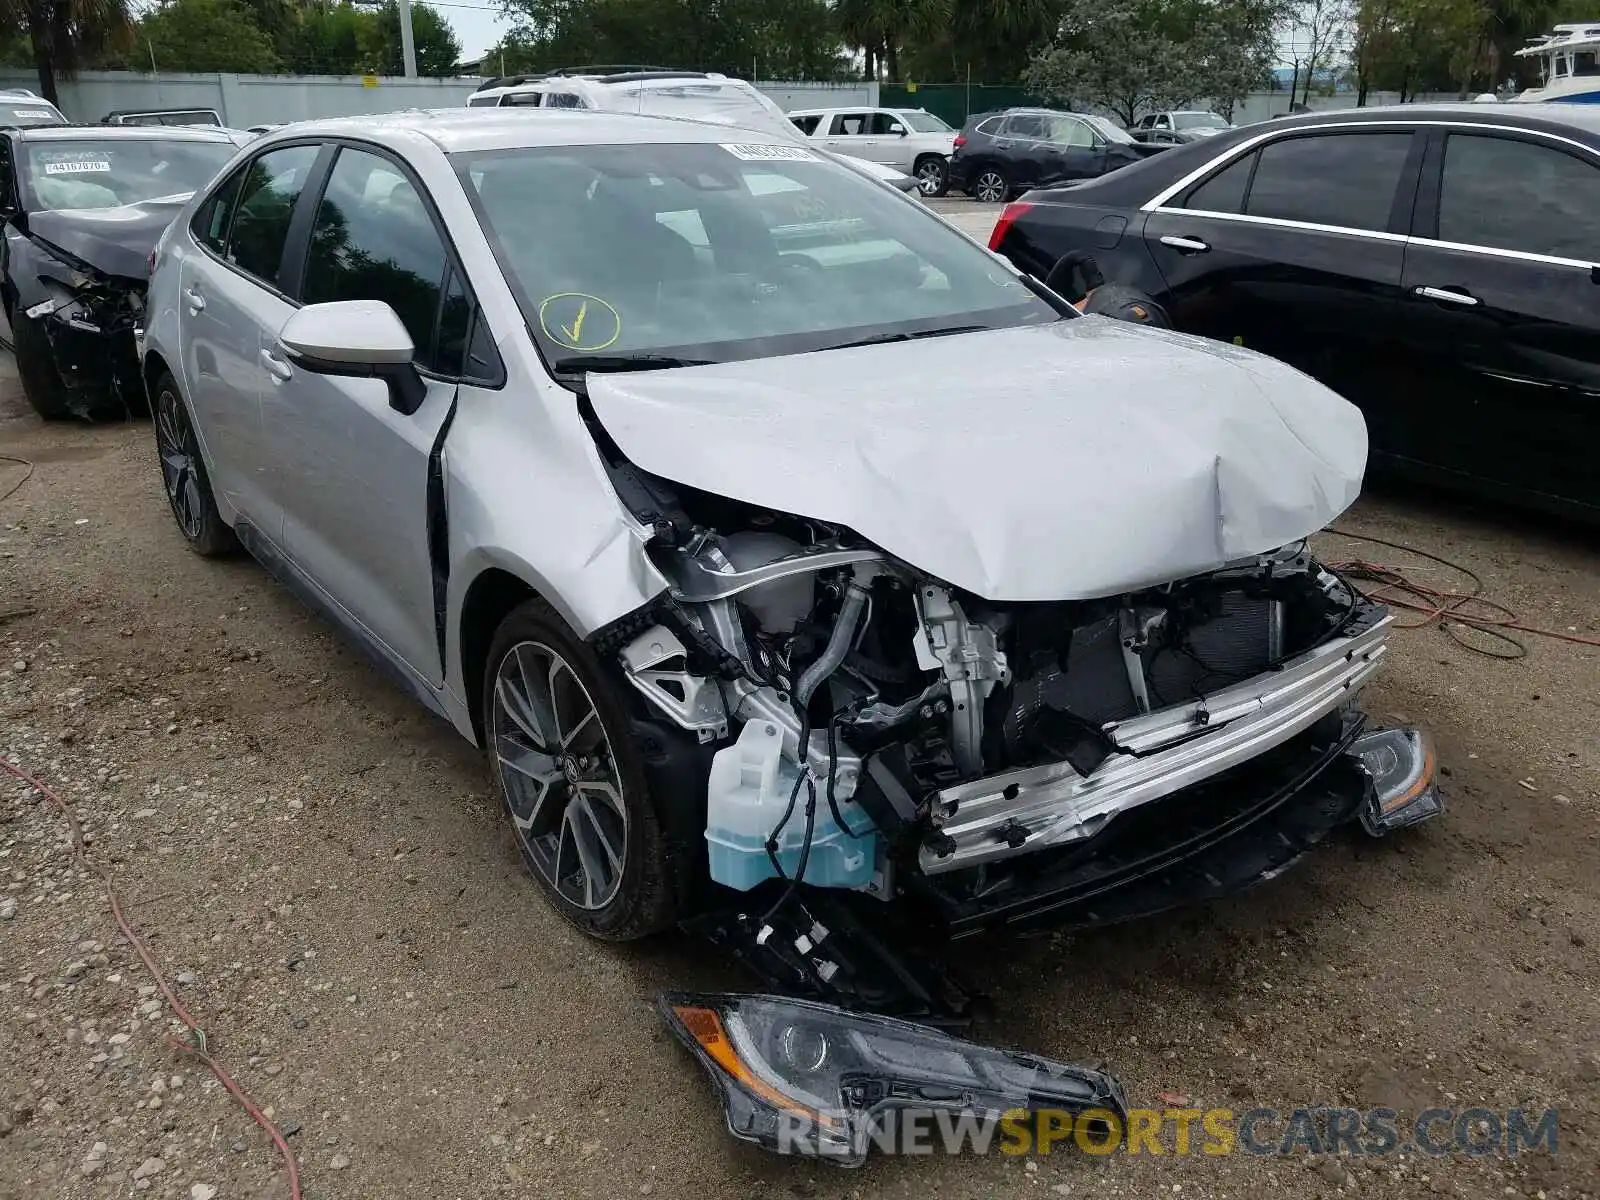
1353;726;1443;834
659;992;1126;1165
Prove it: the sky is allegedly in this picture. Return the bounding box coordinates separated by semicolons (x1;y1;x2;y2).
431;0;512;61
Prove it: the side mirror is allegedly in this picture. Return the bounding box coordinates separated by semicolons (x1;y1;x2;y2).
889;124;908;136
278;300;426;415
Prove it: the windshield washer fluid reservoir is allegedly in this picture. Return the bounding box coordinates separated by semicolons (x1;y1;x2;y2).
706;719;878;891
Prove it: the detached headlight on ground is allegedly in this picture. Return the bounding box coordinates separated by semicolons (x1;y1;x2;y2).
658;992;1127;1165
1353;726;1444;835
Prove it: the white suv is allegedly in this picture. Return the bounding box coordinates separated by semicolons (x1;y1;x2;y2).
465;68;922;194
787;107;957;195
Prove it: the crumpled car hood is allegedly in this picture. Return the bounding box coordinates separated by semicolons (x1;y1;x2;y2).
26;194;189;279
588;319;1368;601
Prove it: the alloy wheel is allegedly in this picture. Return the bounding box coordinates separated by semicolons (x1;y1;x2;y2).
973;170;1006;203
916;160;945;195
155;387;204;540
491;640;628;911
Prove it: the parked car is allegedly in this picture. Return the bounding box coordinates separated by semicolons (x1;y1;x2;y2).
987;102;1600;521
1132;110;1235;145
103;108;224;127
141;110;1436;1033
786;105;957;195
949;107;1164;201
466;67;924;195
0;90;67;128
0;125;241;419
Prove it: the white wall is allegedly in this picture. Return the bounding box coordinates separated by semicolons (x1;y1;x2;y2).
0;69;879;128
0;70;482;127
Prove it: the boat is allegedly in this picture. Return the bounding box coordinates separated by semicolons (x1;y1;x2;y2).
1512;22;1600;102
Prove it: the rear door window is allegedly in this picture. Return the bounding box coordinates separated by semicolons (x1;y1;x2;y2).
1244;132;1412;232
1003;114;1048;140
224;144;320;287
1437;133;1600;261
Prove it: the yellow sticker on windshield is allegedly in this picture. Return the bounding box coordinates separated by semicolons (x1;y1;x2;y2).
538;292;621;352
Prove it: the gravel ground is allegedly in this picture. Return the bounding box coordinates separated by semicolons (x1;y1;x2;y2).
1;351;1597;1200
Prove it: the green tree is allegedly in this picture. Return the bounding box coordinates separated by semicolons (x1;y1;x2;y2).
280;1;372;74
494;0;847;80
0;0;135;103
903;0;1064;84
139;0;282;73
364;0;461;75
1026;0;1281;124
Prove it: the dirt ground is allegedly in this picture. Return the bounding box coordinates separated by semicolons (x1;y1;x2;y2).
1;352;1597;1200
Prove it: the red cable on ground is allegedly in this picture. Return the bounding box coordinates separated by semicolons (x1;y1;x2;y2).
0;755;302;1200
1325;527;1600;658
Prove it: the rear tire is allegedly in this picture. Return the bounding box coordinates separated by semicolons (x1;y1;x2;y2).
970;166;1009;204
483;598;677;940
914;155;949;197
12;311;74;420
152;371;236;557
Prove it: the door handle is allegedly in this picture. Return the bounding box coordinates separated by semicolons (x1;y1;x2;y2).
1413;285;1479;307
183;286;205;314
1159;235;1210;254
259;348;292;381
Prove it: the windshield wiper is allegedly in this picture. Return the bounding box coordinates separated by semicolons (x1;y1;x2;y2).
815;324;991;353
551;353;717;374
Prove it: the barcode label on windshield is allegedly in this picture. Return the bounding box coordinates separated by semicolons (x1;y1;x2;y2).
43;160;111;174
719;143;818;162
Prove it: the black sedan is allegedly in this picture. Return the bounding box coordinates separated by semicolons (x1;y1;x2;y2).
948;108;1164;203
0;125;238;420
989;103;1600;521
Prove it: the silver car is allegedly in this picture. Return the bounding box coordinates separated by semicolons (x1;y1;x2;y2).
141;109;1438;977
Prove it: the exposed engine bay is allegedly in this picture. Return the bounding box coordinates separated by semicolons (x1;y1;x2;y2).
591;440;1440;1016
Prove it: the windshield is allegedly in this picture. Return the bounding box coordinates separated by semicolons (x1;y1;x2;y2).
608;82;796;136
1174;112;1231;130
898;111;952;133
458;141;1057;373
24;139;235;210
1083;115;1136;144
0;101;64;127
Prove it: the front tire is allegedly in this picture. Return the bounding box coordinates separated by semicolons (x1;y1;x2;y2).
971;166;1009;204
483;599;676;940
12;311;74;420
152;371;236;557
914;155;949;197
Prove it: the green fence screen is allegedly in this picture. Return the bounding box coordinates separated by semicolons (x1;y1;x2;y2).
879;83;1042;127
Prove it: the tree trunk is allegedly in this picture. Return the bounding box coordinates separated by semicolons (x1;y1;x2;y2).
863;45;875;82
30;15;58;107
1357;71;1368;107
884;40;898;83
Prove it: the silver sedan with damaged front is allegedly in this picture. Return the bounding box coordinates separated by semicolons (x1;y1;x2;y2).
139;108;1440;1001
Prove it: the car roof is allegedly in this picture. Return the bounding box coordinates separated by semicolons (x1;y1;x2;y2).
1265;100;1600;136
12;123;237;143
253;107;800;155
103;107;220;116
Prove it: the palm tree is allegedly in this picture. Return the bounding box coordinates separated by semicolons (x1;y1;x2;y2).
0;0;135;105
835;0;949;81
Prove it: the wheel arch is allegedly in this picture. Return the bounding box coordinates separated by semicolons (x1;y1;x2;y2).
141;348;173;407
457;566;542;746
